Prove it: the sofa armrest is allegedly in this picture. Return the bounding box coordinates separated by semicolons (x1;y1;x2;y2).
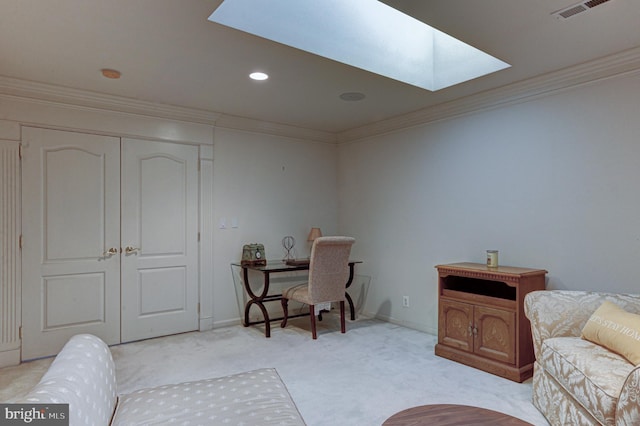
18;334;117;426
524;290;640;360
616;365;640;426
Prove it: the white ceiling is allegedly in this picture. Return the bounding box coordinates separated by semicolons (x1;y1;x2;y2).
1;0;639;134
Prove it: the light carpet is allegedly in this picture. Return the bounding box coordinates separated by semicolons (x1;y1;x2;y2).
0;316;549;425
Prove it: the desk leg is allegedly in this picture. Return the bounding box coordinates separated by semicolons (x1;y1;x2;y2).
242;267;272;338
345;292;355;321
345;263;356;321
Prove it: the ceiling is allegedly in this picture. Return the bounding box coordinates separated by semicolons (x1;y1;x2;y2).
1;0;639;135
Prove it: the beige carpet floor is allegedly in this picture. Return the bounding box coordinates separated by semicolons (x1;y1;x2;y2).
0;316;549;425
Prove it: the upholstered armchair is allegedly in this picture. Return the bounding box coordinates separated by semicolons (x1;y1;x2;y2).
524;290;640;426
281;236;355;339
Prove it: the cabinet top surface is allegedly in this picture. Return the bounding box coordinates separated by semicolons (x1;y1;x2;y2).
436;262;547;276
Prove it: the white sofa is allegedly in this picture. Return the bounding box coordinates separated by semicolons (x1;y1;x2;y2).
524;290;640;426
16;334;306;426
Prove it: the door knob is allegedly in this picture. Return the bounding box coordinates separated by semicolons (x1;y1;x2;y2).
103;247;118;256
125;246;140;254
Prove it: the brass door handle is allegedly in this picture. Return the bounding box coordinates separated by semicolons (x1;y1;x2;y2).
103;247;118;256
125;246;140;254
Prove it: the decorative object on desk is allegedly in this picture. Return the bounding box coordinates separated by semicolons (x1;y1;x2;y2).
241;243;266;266
282;235;295;261
486;250;498;268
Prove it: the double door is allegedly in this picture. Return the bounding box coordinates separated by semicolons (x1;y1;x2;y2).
21;127;199;359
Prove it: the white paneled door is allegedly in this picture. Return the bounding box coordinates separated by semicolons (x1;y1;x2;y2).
22;128;121;359
120;138;199;343
21;129;199;359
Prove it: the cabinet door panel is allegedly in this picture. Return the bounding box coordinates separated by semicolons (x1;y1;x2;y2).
439;299;473;352
474;306;515;364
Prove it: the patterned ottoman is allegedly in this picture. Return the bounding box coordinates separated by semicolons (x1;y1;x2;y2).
18;334;306;426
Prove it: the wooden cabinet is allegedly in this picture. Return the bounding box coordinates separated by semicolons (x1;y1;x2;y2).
435;263;546;382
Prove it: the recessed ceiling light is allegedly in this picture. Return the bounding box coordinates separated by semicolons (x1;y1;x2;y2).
249;72;269;81
101;69;121;79
339;92;366;101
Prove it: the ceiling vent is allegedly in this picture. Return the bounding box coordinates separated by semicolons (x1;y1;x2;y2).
552;0;612;20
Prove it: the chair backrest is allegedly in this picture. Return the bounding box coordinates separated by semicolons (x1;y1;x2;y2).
307;236;355;303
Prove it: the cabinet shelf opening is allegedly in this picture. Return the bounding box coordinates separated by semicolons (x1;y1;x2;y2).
442;276;516;301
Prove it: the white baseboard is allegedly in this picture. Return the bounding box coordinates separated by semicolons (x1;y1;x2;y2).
0;348;20;368
199;317;215;331
362;310;437;335
212;318;243;329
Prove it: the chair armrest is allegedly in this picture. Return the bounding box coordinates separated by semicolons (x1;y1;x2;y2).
524;290;640;360
616;365;640;426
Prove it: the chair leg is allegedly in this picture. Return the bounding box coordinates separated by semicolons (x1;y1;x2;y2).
309;304;317;339
340;300;346;334
281;297;289;328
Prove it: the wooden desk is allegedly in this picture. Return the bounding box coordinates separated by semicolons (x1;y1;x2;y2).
232;260;361;337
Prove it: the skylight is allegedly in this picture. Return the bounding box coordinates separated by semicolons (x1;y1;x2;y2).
208;0;510;91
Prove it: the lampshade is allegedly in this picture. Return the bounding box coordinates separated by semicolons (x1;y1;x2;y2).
307;227;322;242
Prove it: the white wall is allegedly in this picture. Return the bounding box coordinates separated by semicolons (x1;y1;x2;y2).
3;65;639;349
211;127;339;326
339;72;640;334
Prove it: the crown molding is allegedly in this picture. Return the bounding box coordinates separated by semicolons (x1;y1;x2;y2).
336;46;640;143
0;76;221;125
215;114;337;144
0;76;336;144
2;45;640;145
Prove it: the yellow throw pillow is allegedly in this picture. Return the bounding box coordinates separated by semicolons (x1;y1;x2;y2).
582;300;640;365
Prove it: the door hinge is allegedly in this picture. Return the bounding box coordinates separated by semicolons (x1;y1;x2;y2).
19;326;22;339
198;232;201;242
197;303;201;315
19;234;23;249
18;144;23;159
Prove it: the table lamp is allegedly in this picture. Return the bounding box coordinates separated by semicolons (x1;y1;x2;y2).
307;227;322;254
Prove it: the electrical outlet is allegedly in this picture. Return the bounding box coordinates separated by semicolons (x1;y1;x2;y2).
402;296;409;308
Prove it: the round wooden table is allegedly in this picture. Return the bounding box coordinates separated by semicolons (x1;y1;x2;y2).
382;404;533;426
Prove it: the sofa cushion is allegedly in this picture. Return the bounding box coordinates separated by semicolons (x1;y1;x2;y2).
582;300;640;365
541;336;634;425
112;368;306;425
18;334;117;426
